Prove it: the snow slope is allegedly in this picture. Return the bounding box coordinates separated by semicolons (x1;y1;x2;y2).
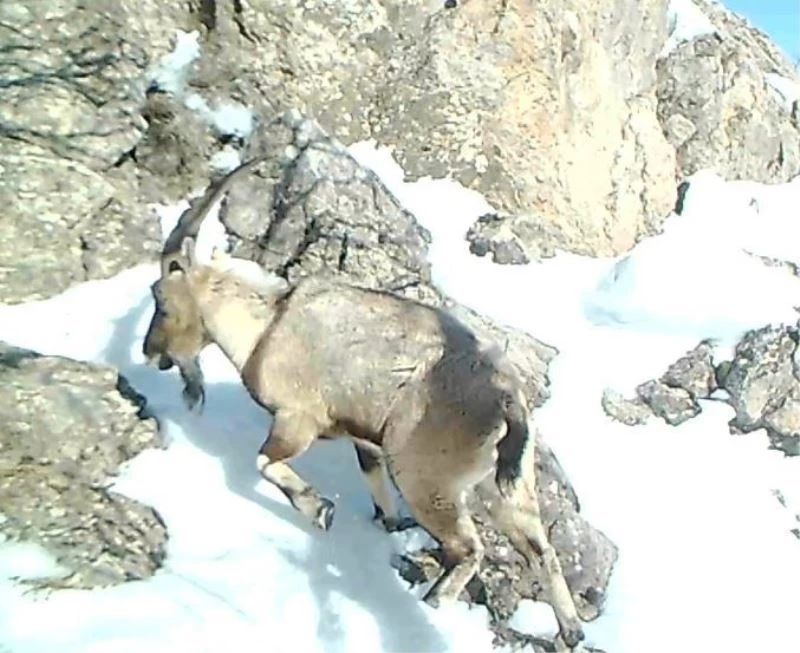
1;147;799;653
661;0;718;56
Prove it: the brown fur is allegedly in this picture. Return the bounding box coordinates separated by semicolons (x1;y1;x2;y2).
141;157;586;649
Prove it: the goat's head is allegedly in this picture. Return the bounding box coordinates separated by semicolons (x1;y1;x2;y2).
143;256;211;411
142;155;266;411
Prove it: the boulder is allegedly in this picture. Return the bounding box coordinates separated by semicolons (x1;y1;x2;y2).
602;329;800;457
657;0;800;184
601;341;718;427
717;324;800;456
0;1;178;304
0;342;167;588
635;379;701;426
601;389;653;426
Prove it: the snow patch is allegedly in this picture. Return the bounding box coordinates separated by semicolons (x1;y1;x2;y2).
584;169;800;341
0;542;68;583
765;72;800;111
184;94;254;140
661;0;718;57
508;600;560;639
147;29;254;141
146;30;201;96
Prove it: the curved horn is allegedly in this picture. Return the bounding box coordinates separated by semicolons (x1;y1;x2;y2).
160;154;268;276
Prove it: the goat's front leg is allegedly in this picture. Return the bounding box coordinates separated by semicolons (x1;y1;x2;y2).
354;443;417;533
257;409;334;531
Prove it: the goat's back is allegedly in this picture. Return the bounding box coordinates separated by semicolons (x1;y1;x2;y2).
249;277;525;447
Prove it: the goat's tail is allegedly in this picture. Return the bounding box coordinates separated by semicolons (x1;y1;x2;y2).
494;389;535;499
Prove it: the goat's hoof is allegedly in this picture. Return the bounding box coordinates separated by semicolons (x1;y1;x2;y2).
371;504;419;533
559;625;585;650
314;498;335;531
422;591;441;609
382;516;419;533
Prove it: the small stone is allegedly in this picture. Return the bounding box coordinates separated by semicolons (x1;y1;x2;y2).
601;389;652;426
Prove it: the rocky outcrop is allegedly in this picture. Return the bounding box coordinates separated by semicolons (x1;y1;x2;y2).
222;110;436;303
0;1;173;303
603;330;800;457
171;0;676;260
602;342;718;426
215;109;618;630
0;343;167;588
717;324;800;456
657;0;800;184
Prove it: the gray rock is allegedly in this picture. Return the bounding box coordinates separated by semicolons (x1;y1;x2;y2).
660;341;718;399
605;329;800;455
184;0;676;259
0;2;173;304
467;213;531;265
604;342;718;427
223;111;436;304
635;379;701;426
720;324;800;456
217;111;618;635
489;623;607;653
133;91;219;204
657;0;800;183
0;342;167;589
601;389;652;426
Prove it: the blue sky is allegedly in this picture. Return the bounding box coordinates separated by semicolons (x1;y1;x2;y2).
722;0;800;61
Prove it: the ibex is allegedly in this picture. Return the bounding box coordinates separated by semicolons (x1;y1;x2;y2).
142;156;586;649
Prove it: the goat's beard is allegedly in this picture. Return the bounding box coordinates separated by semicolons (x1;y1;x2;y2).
177;357;206;412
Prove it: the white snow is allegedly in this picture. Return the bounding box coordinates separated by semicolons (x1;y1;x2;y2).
184;94;255;140
148;30;255;141
1;141;800;653
661;0;719;57
0;541;69;584
585;169;800;342
146;30;201;96
508;600;560;640
210;145;244;174
765;72;800;111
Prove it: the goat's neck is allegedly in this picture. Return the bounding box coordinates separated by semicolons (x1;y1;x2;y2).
191;271;280;372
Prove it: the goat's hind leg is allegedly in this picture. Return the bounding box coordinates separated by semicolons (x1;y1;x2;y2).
257;409;334;531
391;469;484;607
354;443;417;533
487;475;585;650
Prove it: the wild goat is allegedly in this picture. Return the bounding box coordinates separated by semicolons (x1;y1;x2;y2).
141;156;585;649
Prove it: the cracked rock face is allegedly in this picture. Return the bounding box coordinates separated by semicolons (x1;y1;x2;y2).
223;110;436;303
0;343;167;588
0;1;171;304
182;0;676;259
657;0;800;184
